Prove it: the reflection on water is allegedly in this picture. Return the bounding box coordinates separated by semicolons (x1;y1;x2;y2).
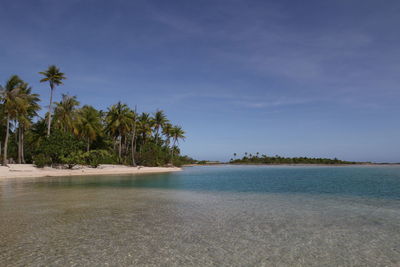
1;166;400;266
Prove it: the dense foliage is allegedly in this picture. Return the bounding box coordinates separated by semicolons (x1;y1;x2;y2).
230;153;358;165
0;66;191;167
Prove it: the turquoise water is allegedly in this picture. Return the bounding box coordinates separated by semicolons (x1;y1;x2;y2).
39;165;400;199
1;165;400;266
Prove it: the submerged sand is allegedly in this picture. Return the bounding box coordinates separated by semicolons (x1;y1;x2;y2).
0;164;181;179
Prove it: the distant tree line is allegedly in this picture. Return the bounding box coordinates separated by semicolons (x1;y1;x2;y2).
0;65;194;168
230;152;358;165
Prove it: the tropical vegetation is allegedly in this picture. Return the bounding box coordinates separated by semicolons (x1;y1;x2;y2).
230;153;358;165
0;66;191;168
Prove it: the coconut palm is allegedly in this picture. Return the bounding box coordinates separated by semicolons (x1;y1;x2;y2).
171;125;185;147
1;75;30;165
170;125;185;162
0;103;5;158
39;65;66;136
54;94;80;133
77;105;102;152
105;102;134;160
153;110;168;144
162;122;173;148
29;118;47;153
16;83;40;163
137;112;154;148
129;107;138;166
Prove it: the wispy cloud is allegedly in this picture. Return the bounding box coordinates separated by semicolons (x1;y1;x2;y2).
231;97;315;109
144;0;400;107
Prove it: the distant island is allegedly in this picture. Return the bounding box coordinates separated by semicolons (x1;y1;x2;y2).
230;153;363;165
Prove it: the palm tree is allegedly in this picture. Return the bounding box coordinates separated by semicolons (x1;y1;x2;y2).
161;122;173;164
162;122;173;148
54;94;80;133
39;65;66;136
105;102;134;160
16;83;40;163
137;112;154;149
29;118;47;154
129;108;138;166
0;103;5;158
170;125;185;162
1;75;29;165
153;110;168;144
77;105;102;152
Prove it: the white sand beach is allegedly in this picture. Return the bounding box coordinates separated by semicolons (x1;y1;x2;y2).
0;164;181;179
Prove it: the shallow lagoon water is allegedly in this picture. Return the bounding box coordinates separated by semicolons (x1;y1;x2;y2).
1;165;400;266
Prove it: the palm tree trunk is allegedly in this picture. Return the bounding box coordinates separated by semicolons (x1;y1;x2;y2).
139;134;146;158
131;124;136;166
18;127;21;164
47;83;54;137
155;127;159;144
124;135;128;157
170;139;177;164
3;114;10;166
118;135;122;161
87;138;90;152
21;127;25;164
15;121;18;148
166;137;171;162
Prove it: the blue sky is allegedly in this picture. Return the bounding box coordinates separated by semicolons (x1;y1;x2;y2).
1;0;400;162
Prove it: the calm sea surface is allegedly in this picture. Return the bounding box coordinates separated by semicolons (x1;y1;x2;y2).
1;165;400;266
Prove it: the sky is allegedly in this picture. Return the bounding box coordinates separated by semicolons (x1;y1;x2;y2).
1;0;400;162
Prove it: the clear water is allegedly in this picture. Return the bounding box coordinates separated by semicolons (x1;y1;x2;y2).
1;165;400;266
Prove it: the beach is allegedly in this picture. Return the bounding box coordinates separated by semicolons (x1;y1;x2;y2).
0;164;181;179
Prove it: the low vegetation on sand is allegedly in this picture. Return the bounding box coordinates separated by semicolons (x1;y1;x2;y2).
0;65;194;168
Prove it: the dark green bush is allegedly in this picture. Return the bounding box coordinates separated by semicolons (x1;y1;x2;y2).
60;151;86;169
138;142;170;166
35;130;85;164
33;154;52;168
83;150;116;167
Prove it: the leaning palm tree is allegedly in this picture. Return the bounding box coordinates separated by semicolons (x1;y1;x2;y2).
76;105;102;152
162;122;173;148
170;125;185;163
16;83;40;163
1;75;29;165
39;65;66;136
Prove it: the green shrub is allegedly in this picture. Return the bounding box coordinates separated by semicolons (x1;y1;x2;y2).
60;151;86;169
83;150;116;168
35;130;85;164
33;154;52;168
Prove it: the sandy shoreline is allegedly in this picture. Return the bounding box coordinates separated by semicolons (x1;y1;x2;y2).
0;164;181;179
